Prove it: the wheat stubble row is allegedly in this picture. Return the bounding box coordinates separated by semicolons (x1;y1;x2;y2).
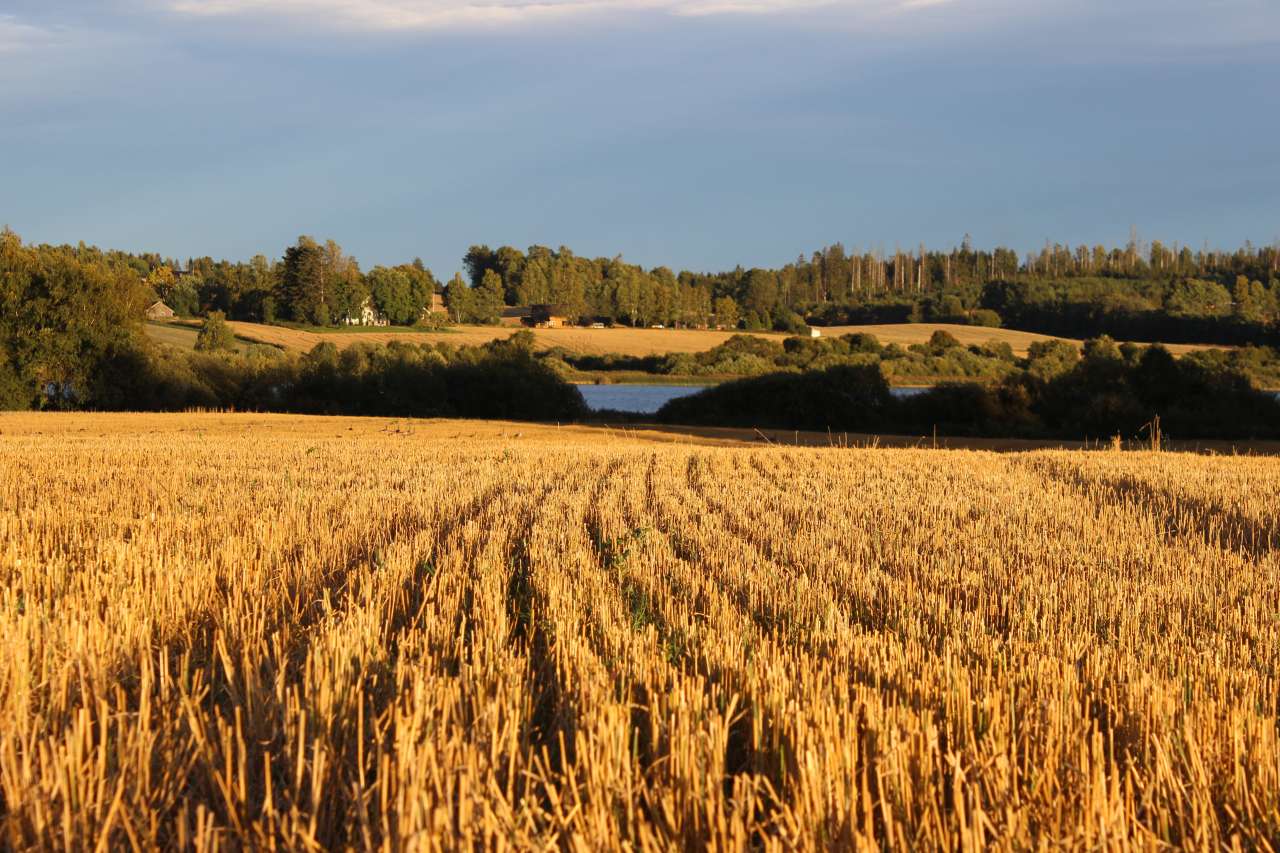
0;413;1277;849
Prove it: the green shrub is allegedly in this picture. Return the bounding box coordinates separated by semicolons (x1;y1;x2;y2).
969;309;1002;327
195;311;236;352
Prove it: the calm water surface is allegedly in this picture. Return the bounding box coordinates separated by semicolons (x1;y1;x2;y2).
579;383;929;413
577;385;706;414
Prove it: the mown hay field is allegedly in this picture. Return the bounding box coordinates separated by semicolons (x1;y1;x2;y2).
144;322;264;353
1;412;1278;849
144;321;203;350
203;321;1216;358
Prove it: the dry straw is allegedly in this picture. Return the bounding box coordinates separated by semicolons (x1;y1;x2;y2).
0;413;1277;850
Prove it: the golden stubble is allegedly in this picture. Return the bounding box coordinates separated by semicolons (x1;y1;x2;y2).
0;412;1276;850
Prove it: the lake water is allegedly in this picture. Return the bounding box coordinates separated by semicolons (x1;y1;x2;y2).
578;384;707;414
578;383;932;413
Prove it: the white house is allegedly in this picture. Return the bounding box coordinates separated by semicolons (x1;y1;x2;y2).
343;298;389;327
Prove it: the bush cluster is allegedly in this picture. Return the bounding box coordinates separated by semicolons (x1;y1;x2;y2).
657;340;1280;440
89;332;587;421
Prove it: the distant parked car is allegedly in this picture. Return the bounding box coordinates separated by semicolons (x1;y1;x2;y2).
589;322;606;329
649;324;665;329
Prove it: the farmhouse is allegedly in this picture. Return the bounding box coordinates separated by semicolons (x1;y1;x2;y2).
146;300;176;320
529;304;571;328
343;298;389;327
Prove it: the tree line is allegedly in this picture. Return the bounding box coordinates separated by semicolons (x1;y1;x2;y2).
6;225;1280;408
461;236;1280;344
5;226;1279;440
45;227;1278;347
0;230;581;418
143;237;447;329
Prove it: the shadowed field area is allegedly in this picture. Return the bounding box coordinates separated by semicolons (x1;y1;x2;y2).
1;412;1277;848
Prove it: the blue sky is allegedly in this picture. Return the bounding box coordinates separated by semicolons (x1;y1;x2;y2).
1;0;1277;277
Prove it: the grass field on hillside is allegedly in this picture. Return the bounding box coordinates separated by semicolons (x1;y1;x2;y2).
2;412;1277;848
143;320;201;349
200;320;1218;359
144;320;273;352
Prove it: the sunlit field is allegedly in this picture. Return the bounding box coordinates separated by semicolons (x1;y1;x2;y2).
159;320;1219;358
1;413;1277;849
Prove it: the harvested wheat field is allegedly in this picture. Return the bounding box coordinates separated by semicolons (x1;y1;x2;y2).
1;412;1278;849
213;320;1216;358
221;320;785;356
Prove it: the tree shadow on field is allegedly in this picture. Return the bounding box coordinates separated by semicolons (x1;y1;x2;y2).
579;420;1280;454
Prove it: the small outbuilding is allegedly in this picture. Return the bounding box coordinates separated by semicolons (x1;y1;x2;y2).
500;306;532;327
146;300;176;320
528;304;571;328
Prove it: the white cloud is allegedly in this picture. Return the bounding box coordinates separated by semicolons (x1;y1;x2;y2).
0;15;59;53
160;0;948;30
672;0;841;17
166;0;636;29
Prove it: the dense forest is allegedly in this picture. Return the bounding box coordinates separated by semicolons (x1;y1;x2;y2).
460;236;1280;345
23;226;1278;347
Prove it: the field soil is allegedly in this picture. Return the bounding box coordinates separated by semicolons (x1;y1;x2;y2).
2;411;1278;849
151;320;1221;358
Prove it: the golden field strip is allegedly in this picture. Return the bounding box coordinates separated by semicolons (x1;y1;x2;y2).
158;320;1217;358
1;413;1278;849
215;320;1068;357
